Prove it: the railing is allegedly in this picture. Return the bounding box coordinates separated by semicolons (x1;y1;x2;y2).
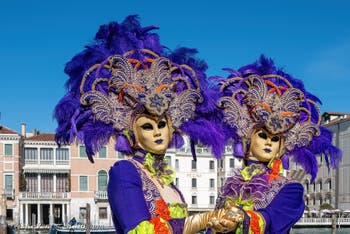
95;191;108;200
4;189;14;199
24;159;69;165
19;192;70;200
296;217;350;226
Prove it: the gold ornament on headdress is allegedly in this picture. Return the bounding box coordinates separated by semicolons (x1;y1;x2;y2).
79;49;202;131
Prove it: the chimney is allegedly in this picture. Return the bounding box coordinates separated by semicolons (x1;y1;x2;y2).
21;123;26;137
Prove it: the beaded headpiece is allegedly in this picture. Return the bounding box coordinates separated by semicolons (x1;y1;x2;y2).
219;73;321;152
80;49;202;131
55;16;225;162
215;56;341;180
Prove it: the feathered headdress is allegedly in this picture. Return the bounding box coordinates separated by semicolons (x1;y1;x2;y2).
214;55;341;181
54;15;225;162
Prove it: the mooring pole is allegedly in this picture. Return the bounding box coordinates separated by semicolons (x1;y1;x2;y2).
86;203;91;234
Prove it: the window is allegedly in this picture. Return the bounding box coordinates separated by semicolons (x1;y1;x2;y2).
210;179;215;189
175;159;179;170
191;160;197;170
98;170;108;191
79;146;87;158
56;174;69;192
313;182;316;192
175;178;179;187
230;158;235;168
210;195;215;205
99;147;107;158
26;173;38;192
99;207;107;219
319;181;323;191
79;207;86;219
41;174;53;192
219;160;224;169
191;178;197;188
6;209;13;221
25;148;38;161
328;180;332;191
220;178;224;187
56;148;69;161
191;195;197;205
209;160;215;170
40;148;53;161
4;175;13;196
117;151;124;159
79;176;88;191
4;144;13;156
305;181;309;193
165;155;171;166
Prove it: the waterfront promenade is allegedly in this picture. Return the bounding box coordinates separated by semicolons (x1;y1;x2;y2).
295;217;350;227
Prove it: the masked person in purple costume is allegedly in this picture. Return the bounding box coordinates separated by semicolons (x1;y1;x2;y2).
206;56;342;234
54;16;242;234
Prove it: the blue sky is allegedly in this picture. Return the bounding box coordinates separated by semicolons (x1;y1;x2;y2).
1;0;350;133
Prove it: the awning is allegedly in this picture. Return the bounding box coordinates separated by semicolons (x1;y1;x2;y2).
23;168;70;174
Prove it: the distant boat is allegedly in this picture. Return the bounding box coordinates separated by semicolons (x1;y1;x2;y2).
49;224;115;234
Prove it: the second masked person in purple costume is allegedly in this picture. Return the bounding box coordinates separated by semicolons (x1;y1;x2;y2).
206;56;342;233
54;16;242;234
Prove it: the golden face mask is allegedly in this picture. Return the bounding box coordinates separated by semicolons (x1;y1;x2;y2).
133;115;172;154
249;129;283;162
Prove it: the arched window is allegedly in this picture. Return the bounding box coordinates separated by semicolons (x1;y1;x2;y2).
98;170;108;191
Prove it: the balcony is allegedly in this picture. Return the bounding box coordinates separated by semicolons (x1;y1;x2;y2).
94;191;108;202
24;159;69;166
4;189;14;200
19;192;70;200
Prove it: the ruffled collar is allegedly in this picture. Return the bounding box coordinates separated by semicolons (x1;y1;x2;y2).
133;149;175;186
216;159;283;210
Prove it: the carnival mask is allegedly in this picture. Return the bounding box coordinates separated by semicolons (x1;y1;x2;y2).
249;128;283;162
134;115;172;154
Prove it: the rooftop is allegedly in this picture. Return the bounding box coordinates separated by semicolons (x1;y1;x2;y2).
0;125;19;134
26;133;55;142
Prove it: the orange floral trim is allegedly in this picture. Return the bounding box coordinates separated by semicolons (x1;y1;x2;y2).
246;210;264;234
150;217;170;234
267;159;282;183
150;199;171;234
155;199;171;220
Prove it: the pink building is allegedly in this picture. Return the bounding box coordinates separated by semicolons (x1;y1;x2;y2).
18;126;119;227
0;125;22;225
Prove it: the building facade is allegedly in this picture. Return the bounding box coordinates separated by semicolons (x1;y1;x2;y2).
323;112;350;210
288;112;350;212
0;125;22;226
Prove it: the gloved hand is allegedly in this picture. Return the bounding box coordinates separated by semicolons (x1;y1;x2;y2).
207;204;244;233
183;202;243;234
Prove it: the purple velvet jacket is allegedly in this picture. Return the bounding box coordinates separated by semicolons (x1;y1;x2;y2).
107;154;186;234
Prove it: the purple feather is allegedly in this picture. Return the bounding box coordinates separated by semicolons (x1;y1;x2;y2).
116;135;133;155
